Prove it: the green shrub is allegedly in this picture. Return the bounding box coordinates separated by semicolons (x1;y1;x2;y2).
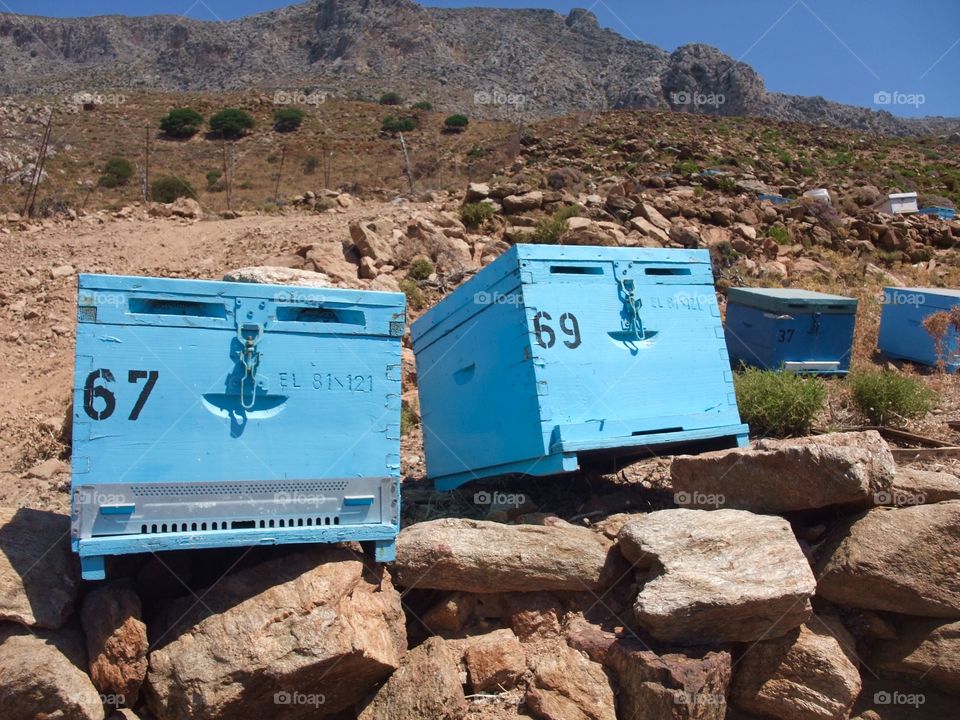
210;109;255;139
379;92;403;106
407;258;435;281
444;114;469;132
381;115;418;133
151;175;197;203
205;169;223;191
273;107;306;132
716;175;737;193
98;157;135;188
766;225;791;245
412;101;433;111
303;156;320;175
460;202;495;228
531;204;584;245
675;159;699;175
399;278;425;311
734;367;827;437
400;405;419;435
159;108;204;138
848;370;933;426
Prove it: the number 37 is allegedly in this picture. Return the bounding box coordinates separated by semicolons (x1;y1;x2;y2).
532;311;582;350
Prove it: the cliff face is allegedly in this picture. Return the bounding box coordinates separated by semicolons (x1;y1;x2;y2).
0;0;955;136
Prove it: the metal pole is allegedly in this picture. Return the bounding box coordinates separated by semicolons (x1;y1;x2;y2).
399;132;415;195
274;145;286;204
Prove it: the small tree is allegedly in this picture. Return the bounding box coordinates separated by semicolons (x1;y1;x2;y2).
98;157;135;188
412;101;433;111
273;107;306;132
205;169;223;191
444;114;469;133
210;109;255;139
381;115;417;134
151;175;197;203
379;92;403;106
159;108;204;139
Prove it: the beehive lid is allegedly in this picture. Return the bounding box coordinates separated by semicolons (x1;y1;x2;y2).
728;287;857;314
885;287;960;311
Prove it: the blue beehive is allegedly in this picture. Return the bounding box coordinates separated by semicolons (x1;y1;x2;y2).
411;245;749;490
724;288;858;375
879;287;960;372
71;274;405;579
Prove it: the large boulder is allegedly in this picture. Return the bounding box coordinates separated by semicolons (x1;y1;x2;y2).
358;636;466;720
525;641;617;720
816;502;960;617
731;616;862;720
502;191;543;214
0;506;80;629
605;640;732;719
350;220;393;262
888;467;960;505
871;618;960;695
81;581;148;705
223;266;333;288
0;625;106;720
618;509;815;643
146;549;406;720
394;518;619;593
670;432;895;513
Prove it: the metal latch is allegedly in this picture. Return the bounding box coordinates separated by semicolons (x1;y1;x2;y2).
809;311;822;336
237;323;263;410
617;277;644;340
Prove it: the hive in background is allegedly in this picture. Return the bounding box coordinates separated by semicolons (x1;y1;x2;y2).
71;274;405;580
411;245;749;490
724;288;858;375
878;287;960;372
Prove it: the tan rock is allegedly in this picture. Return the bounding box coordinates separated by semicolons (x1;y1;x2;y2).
629;216;671;243
222;266;333;287
634;202;672;231
525;641;616;720
502;191;543;214
350;220;393;261
889;467;960;505
170;197;201;219
871;618;960;694
81;580;148;705
463;628;526;692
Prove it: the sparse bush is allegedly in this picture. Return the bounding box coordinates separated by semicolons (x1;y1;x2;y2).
98;157;135;188
381;115;418;133
379;92;403;106
923;308;960;370
151;175;197;203
210;109;255;139
412;101;433;111
675;159;699;175
766;225;791;245
848;370;933;426
716;175;737;193
734;367;827;437
273;107;306;132
467;145;488;159
401;405;419;435
303;156;320;175
460;202;495;228
399;278;426;311
407;258;435;281
531;204;584;244
444;114;469;132
205;169;223;191
159;108;204;139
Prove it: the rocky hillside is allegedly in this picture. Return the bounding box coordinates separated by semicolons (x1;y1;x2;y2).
1;0;957;136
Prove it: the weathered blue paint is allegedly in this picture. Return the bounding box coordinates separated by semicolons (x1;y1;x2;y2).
878;287;960;372
725;288;858;375
918;207;957;221
71;274;405;579
411;245;749;490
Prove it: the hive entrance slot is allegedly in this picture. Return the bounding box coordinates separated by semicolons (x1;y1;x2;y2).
550;265;604;275
632;427;683;436
644;268;691;276
276;306;365;325
128;298;228;318
231;520;256;529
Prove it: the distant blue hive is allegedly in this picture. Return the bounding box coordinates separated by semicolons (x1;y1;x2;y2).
71;274;405;580
411;245;749;490
878;287;960;372
724;288;858;375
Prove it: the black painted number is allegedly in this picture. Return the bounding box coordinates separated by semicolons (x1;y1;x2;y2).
778;329;795;344
82;368;158;421
533;311;581;350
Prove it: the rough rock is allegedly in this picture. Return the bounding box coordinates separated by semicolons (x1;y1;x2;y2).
731;616;862;720
51;263;77;278
359;636;466;720
0;506;80;629
504;592;564;641
502;191;543;213
525;641;617;720
350;220;393;261
629;216;671;243
462;628;526;692
670;432;895;513
170;197;202;219
871;618;960;694
816;502;960;617
394;518;618;593
0;625;106;720
81;580;149;704
606;640;732;719
619;509;816;643
889;467;960;505
633;202;673;231
146;549;406;720
222;266;333;287
465;183;491;201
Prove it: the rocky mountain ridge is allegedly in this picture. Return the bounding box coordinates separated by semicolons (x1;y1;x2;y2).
1;0;957;137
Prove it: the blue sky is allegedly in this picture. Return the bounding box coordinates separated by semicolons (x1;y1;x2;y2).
3;0;958;118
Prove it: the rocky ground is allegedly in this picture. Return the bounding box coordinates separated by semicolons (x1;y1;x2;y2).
1;102;960;719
